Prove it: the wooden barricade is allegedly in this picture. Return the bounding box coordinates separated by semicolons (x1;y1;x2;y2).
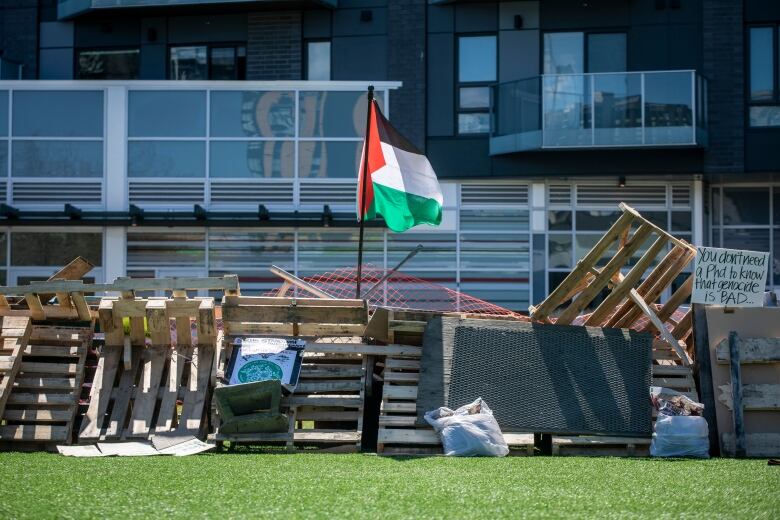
0;317;33;439
78;294;217;441
213;296;370;451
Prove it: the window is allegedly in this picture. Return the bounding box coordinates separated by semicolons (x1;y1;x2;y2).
543;32;627;74
748;26;780;127
169;45;246;80
457;35;496;135
77;49;139;79
306;41;331;81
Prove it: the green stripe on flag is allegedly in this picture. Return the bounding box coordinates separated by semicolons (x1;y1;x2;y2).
365;182;442;233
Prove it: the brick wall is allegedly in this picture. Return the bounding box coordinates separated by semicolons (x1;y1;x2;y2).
387;0;426;151
247;11;302;81
0;0;38;79
702;0;744;174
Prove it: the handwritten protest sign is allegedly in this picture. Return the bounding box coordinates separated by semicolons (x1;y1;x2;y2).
692;246;769;307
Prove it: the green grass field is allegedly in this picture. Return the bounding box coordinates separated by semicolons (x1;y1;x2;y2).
1;452;777;519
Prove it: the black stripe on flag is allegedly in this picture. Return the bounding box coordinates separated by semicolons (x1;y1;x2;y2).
374;101;424;156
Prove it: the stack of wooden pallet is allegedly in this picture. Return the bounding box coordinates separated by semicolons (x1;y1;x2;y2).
213;296;373;452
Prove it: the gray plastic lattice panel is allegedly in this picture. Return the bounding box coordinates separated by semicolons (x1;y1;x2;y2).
417;318;653;436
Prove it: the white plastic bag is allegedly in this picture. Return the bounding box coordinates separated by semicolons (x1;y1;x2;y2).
424;398;509;457
650;414;710;458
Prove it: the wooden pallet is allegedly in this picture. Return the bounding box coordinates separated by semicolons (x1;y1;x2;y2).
0;323;92;445
0;317;33;428
213;296;371;451
530;203;696;366
78;293;217;441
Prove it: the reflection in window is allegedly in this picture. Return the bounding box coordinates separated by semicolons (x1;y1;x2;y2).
306;41;331;81
298;141;360;179
747;26;779;127
210;91;294;138
298;230;383;273
210;141;294;178
0;90;7;136
12;90;103;137
170;46;207;80
457;35;496;135
170;45;246;80
299;91;384;138
128;90;206;137
12;141;102;177
77;49;139;79
544;32;583;75
721;187;770;226
593;74;641;145
128;141;205;178
644;72;693;144
587;33;626;73
127;232;206;266
12;233;102;266
0;142;6;177
209;231;294;269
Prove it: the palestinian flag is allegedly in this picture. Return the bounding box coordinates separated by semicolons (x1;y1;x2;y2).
357;100;443;233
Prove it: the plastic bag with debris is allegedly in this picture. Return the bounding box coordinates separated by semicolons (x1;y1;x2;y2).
650;414;710;458
424;398;509;457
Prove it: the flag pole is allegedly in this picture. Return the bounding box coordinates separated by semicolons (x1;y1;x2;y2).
356;85;374;299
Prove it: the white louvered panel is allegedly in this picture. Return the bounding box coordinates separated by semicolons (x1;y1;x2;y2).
129;181;204;205
12;181;102;205
576;185;667;206
548;184;572;206
671;185;692;207
0;181;7;203
461;184;528;205
299;182;355;205
210;181;293;205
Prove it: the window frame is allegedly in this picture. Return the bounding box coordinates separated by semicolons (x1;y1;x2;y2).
746;24;780;129
304;39;332;81
455;33;498;137
167;42;247;81
74;46;141;80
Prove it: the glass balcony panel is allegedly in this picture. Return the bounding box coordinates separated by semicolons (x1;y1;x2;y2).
128;90;206;137
209;141;294;179
298;91;384;138
0;142;6;177
644;71;694;145
210;91;295;138
542;75;591;147
12;140;103;177
12;90;103;137
128;141;205;178
0;91;7;136
593;73;642;146
298;141;360;179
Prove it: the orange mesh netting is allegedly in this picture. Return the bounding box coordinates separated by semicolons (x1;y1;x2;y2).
267;265;525;319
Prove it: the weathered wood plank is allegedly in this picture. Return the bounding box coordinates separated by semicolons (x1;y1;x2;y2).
716;337;780;364
718;383;780;411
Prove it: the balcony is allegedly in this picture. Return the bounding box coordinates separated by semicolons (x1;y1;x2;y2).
490;70;707;155
58;0;337;19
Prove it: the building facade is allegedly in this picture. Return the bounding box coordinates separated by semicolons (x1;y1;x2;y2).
0;0;777;312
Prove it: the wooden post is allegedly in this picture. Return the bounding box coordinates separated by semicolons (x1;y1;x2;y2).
692;303;720;456
728;331;746;458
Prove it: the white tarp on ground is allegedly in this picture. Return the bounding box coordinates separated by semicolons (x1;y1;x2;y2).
57;436;214;457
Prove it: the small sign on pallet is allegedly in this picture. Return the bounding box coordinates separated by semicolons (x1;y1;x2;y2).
227;338;305;392
692;246;769;307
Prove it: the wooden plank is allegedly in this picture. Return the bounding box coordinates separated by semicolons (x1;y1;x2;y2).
13;376;76;390
552;435;651;446
197;299;216;345
381;401;416;413
717;383;780;411
283;395;363;408
294;410;361;421
385;359;420;370
269;266;335;299
8;393;76;405
627;288;691;366
176;344;214;436
671;309;693;341
30;327;89;343
556;224;654;325
383;385;418;400
728;331;746;458
1;275;240;296
295;381;362;393
70;293;92;321
721;433;780;458
3;408;72;422
19;362;77;375
79;345;122;441
585;234;668;327
715;337;780;364
618;203;695;250
24;345;82;357
0;424;69;442
0;317;31;419
127;345;168;437
24;294;45;321
37;256;94;304
223;304;367;326
104;345;142;440
299;366;364;378
383;372;420;383
155;344;192;434
302;343;422;357
223;296;365;308
379;415;417;427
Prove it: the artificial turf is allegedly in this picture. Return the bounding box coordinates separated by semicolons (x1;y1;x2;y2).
1;452;777;519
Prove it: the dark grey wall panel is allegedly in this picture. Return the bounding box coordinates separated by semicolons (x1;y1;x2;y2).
667;24;700;70
339;0;387;7
746;132;780;173
141;18;167;45
39;48;74;79
455;2;498;33
426;33;454;137
541;0;629;30
75;19;140;47
745;0;780;22
428;4;454;33
333;7;387;36
39;22;74;49
303;9;331;39
427;138;491;178
499;29;538;82
331;36;387;80
628;25;669;71
500;1;539;30
168;14;247;44
140;44;166;79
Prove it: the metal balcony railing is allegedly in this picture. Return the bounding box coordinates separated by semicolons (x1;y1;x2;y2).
490;70;708;155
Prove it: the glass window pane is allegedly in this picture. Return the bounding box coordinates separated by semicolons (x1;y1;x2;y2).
388;232;455;269
0;90;7;136
12;232;102;266
587;33;626;73
460;271;530;312
210;47;236;80
575;234;617;267
0;233;6;264
459;86;490;109
671;211;692;232
170;46;207;80
644;71;693;144
0;142;6;177
298;91;384;138
460;233;530;270
12;90;103;137
750;27;774;102
12;141;102;177
128;141;205;178
721;187;770;226
298;230;383;273
548;235;572;268
593;73;642;146
77;49;139;79
548;210;572;231
460;209;529;232
576;210;621;231
459;36;496;82
543;32;583;75
458;113;490;134
307;41;331;81
298;141;360;179
128;90;206;137
209;141;294;178
127;231;205;267
210;91;294;138
722;229;770;283
209;230;294;270
749;106;780;127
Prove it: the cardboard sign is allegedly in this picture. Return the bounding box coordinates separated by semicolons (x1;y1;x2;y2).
692;246;769;307
227;338;305;392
